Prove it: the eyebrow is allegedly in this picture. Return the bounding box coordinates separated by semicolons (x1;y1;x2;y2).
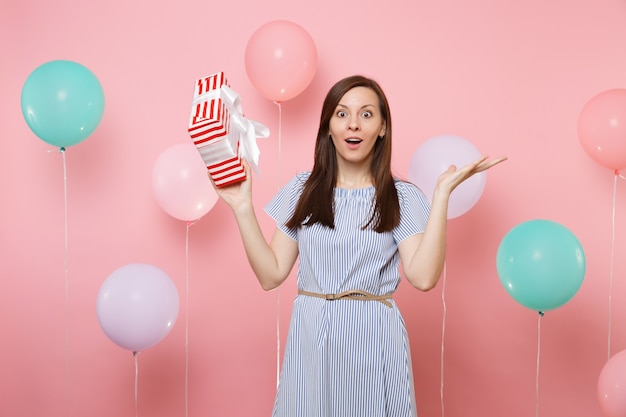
336;103;376;110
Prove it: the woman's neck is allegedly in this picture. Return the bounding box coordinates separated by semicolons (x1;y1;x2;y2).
336;168;373;189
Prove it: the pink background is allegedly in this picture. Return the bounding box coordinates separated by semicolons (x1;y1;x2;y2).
2;0;626;416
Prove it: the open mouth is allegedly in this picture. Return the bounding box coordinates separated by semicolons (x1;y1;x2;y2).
345;138;363;144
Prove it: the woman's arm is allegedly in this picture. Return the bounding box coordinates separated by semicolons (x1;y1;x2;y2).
213;161;299;291
398;156;507;291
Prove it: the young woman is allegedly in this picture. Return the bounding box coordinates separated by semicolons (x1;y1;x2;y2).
214;75;506;417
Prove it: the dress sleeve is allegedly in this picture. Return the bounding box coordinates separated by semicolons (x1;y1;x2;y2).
264;172;309;241
393;180;431;243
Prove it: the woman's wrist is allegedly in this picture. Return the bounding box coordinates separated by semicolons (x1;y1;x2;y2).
431;186;451;205
231;199;255;217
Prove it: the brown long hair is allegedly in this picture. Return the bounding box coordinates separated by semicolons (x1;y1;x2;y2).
285;75;400;232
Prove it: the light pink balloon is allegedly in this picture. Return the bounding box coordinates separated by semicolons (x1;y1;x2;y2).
407;135;486;219
152;143;218;222
598;349;626;417
245;20;317;103
96;263;179;352
578;88;626;171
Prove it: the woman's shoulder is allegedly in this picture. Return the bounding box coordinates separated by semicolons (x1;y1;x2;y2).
295;171;311;182
393;177;428;200
286;171;311;187
393;177;419;192
279;171;311;194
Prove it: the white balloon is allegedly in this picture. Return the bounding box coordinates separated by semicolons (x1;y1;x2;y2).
97;263;179;352
408;135;486;219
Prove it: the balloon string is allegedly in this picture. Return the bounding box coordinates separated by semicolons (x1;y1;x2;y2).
58;147;70;417
608;171;618;359
133;351;139;417
536;311;544;417
275;286;281;388
275;101;282;187
273;100;283;389
185;221;192;417
440;262;447;417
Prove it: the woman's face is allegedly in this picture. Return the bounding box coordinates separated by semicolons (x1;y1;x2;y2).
328;86;386;166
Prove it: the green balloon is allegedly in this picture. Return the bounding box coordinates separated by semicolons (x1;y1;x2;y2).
21;60;105;148
496;219;586;312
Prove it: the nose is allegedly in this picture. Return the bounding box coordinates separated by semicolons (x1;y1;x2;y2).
348;116;360;131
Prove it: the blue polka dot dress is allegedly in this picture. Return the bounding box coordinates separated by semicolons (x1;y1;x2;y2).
265;172;431;417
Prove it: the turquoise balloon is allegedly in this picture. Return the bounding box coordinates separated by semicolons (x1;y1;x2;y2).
496;219;586;312
21;60;105;148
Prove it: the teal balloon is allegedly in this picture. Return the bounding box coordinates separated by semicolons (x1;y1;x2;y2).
21;60;105;148
496;219;586;312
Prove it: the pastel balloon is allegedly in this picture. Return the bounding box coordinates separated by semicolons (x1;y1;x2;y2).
496;219;586;312
21;60;105;148
598;349;626;417
245;20;317;103
152;143;218;222
407;135;486;219
578;88;626;171
97;264;179;352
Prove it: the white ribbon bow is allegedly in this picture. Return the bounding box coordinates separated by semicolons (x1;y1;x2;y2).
192;85;269;173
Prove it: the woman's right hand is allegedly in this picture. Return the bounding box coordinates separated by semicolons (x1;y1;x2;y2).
211;159;253;212
435;155;507;197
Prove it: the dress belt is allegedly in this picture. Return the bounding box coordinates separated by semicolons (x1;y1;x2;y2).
298;289;393;308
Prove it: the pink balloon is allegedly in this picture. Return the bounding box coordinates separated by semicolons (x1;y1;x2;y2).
245;20;317;103
578;88;626;171
407;135;486;219
96;264;179;352
598;349;626;417
152;143;218;222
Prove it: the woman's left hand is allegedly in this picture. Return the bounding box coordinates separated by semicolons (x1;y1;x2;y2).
436;156;508;195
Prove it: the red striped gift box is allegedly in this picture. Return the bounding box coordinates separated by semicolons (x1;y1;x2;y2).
188;72;246;187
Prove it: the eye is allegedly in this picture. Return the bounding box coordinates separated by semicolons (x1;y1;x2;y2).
362;110;373;118
336;110;347;118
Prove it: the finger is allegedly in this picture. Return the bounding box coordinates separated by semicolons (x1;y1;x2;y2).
459;156;487;172
238;158;253;188
472;156;489;165
474;156;508;172
241;158;253;175
462;156;489;172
